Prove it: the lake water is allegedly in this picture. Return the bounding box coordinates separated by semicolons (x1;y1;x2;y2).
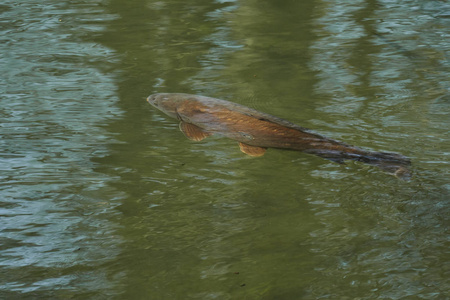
1;0;449;299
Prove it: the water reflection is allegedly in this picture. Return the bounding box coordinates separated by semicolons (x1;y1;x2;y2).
308;1;449;297
1;0;123;296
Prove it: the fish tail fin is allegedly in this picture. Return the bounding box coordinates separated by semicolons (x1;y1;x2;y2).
306;148;412;179
358;150;412;178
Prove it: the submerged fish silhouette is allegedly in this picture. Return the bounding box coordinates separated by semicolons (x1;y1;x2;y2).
147;93;411;177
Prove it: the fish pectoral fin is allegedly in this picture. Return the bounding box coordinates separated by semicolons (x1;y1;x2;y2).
239;143;267;157
179;121;211;141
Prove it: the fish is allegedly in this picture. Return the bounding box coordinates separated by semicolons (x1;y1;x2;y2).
147;93;411;177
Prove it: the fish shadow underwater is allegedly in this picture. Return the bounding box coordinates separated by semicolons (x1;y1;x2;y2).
147;93;411;179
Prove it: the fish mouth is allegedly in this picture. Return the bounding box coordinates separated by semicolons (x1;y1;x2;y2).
147;94;158;106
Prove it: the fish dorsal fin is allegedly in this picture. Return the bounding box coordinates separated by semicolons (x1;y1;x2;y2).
179;121;211;141
239;142;267;157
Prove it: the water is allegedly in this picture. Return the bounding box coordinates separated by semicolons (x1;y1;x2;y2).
1;0;448;298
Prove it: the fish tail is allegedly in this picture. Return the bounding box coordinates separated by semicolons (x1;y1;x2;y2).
350;150;411;176
306;147;412;178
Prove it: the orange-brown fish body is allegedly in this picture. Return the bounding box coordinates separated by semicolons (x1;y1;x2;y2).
147;93;410;176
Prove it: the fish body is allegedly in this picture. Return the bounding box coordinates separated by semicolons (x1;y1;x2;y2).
147;93;411;176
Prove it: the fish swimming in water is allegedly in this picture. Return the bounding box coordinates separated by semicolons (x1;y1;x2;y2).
147;93;411;177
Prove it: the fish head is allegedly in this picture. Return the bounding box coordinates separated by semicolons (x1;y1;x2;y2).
147;93;180;118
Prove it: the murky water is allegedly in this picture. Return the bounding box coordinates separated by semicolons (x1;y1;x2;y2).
1;0;448;299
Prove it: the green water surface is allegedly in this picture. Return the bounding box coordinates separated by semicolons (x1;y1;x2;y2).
1;0;448;299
